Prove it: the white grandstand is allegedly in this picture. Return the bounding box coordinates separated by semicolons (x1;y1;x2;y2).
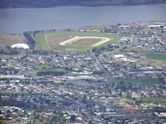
11;43;30;49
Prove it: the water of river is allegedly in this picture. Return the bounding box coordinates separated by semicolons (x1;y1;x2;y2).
0;4;166;34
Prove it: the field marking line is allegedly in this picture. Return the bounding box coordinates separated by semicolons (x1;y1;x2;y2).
59;36;111;47
92;37;112;47
45;34;51;49
59;36;80;46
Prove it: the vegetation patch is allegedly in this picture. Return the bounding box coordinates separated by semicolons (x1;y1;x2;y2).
34;119;44;124
34;31;119;51
141;97;166;103
33;65;66;76
146;53;166;61
114;78;161;84
35;33;49;50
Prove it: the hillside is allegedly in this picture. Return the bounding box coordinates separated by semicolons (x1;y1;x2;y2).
0;0;166;8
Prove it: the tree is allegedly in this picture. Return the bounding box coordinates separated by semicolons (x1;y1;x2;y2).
70;114;76;122
49;111;66;124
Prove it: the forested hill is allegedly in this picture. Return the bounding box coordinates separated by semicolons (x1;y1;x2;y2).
0;0;165;8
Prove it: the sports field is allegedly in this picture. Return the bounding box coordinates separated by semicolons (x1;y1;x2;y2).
34;31;119;51
146;53;166;62
113;78;161;84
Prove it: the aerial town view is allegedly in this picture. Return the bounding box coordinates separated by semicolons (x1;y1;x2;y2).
0;0;166;124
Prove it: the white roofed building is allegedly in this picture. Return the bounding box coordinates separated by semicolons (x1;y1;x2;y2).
11;43;30;49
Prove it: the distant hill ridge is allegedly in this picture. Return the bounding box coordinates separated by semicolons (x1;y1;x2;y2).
0;0;166;8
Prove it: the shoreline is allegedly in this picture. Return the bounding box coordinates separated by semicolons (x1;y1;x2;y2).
0;3;165;9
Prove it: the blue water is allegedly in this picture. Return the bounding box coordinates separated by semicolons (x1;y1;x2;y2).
0;4;166;34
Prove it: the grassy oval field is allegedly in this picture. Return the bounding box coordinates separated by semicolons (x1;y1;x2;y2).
34;31;119;51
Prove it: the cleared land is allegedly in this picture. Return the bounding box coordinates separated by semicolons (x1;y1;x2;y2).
34;31;119;51
0;34;23;49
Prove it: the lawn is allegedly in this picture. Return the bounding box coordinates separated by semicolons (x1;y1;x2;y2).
146;53;166;62
113;78;161;84
141;97;166;103
34;31;119;51
35;32;49;50
33;65;66;76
